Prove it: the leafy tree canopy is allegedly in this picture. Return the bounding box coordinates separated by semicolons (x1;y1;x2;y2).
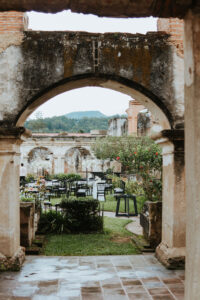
92;136;162;202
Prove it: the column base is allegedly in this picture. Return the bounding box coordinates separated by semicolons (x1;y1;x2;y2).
156;242;185;269
0;247;25;271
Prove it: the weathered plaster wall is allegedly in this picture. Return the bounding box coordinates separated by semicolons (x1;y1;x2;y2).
20;134;121;176
157;18;185;128
107;117;127;137
184;11;200;300
0;31;184;131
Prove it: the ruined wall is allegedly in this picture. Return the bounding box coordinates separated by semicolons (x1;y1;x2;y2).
107;117;127;136
137;110;152;137
126;100;145;135
156;18;184;130
20;134;121;177
157;18;184;57
0;19;184;131
0;11;27;53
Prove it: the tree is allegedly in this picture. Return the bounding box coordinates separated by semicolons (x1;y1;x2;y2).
31;111;46;132
92;136;162;201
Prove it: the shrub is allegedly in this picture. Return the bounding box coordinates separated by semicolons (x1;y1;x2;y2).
60;198;103;233
20;196;35;203
125;180;144;195
106;174;121;189
51;173;82;182
25;174;35;183
20;196;41;212
37;211;67;234
38;198;103;234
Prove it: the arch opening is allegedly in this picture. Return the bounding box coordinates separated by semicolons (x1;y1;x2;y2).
27;146;54;176
16;74;171;131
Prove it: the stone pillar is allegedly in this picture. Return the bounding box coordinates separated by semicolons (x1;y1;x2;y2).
154;130;185;269
126;100;145;135
184;11;200;300
54;155;65;174
60;156;65;173
0;127;30;270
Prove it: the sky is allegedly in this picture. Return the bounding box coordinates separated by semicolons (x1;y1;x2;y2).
27;11;157;119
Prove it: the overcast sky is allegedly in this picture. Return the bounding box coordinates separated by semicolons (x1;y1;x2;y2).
27;11;157;119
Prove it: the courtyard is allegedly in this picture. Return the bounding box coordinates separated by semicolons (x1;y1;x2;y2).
1;1;200;299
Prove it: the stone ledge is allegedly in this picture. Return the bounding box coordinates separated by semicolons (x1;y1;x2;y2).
156;242;185;269
0;247;25;271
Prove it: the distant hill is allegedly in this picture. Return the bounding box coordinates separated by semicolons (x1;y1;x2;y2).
25;112;127;133
65;111;106;119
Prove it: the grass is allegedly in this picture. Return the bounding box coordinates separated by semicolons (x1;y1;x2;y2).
48;194;146;214
102;194;146;214
43;216;141;256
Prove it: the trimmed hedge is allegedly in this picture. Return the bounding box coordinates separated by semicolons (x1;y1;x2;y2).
51;173;82;182
60;198;103;233
38;198;103;234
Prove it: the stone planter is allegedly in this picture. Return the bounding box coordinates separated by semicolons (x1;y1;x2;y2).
20;202;35;247
140;201;162;249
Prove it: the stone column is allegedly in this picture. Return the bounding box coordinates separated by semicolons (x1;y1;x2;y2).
184;11;200;300
0;127;30;271
60;156;65;173
53;155;65;174
154;130;185;269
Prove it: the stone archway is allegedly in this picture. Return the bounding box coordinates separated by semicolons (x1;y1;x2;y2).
64;147;91;175
0;30;184;131
0;29;185;271
27;146;53;176
0;3;199;299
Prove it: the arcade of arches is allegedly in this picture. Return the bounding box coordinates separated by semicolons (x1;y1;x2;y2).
21;133;121;176
0;4;199;299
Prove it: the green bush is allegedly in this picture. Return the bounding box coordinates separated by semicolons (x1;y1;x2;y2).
106;174;121;189
93;136;162;202
60;198;103;233
25;174;35;183
38;198;103;234
51;173;82;182
125;180;144;195
20;196;35;203
37;211;67;234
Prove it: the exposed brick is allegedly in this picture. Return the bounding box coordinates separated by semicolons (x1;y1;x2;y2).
157;18;183;57
0;11;28;33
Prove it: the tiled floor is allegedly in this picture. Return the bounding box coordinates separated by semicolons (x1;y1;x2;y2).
0;255;184;300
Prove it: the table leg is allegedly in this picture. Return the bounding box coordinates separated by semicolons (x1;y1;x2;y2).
116;198;120;216
133;196;138;216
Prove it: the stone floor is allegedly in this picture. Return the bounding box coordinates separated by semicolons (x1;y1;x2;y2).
0;255;184;300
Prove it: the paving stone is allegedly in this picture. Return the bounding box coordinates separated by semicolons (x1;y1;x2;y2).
128;293;151;299
148;288;171;295
122;279;142;286
0;255;184;300
151;295;175;300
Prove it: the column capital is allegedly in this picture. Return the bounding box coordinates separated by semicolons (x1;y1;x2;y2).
0;127;32;155
161;129;184;141
0;127;31;140
152;129;184;154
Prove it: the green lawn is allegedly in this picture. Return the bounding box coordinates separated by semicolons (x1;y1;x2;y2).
102;194;146;214
49;194;146;214
43;216;141;256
